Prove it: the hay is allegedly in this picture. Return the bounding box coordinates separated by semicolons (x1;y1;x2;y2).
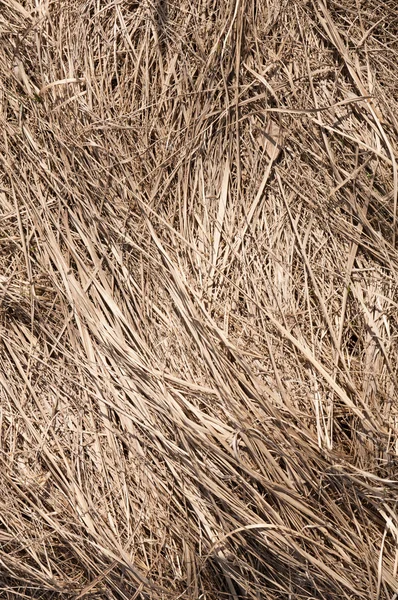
0;0;398;598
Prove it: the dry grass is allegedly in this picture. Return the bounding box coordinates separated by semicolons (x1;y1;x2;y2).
0;0;398;598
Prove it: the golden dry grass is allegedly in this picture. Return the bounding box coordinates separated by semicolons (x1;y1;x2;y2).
0;0;398;598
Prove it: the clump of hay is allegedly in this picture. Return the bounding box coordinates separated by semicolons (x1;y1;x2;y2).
0;0;397;598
